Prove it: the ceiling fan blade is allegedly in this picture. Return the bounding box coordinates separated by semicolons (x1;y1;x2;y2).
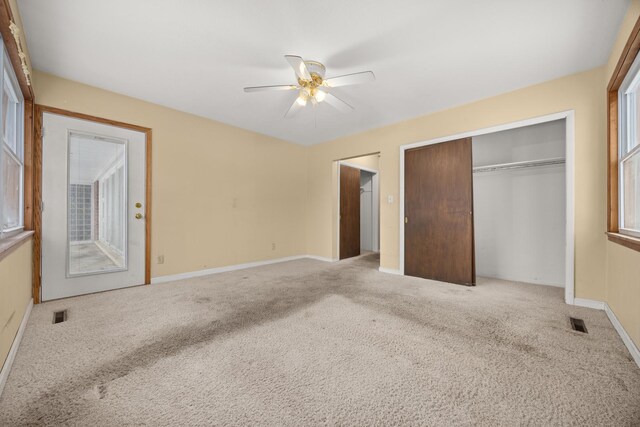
324;71;375;88
323;93;354;113
285;55;311;81
284;96;305;118
244;84;297;93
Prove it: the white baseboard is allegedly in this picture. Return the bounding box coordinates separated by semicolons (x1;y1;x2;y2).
0;298;33;398
573;298;606;310
571;298;640;368
604;303;640;368
379;267;402;275
306;255;337;263
151;255;334;284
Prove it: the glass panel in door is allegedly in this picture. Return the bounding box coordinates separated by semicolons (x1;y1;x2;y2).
67;132;127;276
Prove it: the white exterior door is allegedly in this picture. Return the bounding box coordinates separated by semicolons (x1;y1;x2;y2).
41;112;146;301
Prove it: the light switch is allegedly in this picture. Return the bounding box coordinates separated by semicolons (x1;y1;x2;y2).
387;195;394;204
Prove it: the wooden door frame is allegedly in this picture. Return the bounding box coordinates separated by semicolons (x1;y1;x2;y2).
399;110;576;304
32;105;152;303
606;14;640;252
335;157;380;260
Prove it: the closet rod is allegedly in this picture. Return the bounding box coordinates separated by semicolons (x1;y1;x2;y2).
473;157;565;174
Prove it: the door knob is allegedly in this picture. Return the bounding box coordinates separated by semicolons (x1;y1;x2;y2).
135;213;143;219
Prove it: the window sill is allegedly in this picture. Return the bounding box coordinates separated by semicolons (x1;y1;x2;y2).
0;230;34;262
606;232;640;252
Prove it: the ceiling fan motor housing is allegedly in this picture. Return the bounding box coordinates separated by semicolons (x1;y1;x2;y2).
297;60;326;98
304;60;326;79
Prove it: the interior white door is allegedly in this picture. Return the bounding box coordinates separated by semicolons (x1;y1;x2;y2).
41;112;146;301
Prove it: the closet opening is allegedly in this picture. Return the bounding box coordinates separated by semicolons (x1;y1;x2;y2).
472;119;566;288
335;153;380;265
399;111;575;303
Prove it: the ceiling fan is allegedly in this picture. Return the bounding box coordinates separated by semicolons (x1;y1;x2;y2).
244;55;375;117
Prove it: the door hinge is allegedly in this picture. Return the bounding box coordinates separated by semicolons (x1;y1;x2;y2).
405;216;408;224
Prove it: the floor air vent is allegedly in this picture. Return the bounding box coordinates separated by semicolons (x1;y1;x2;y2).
570;317;588;333
53;310;68;324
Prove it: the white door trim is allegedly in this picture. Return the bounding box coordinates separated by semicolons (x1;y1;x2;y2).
339;161;379;175
336;160;380;259
399;110;576;305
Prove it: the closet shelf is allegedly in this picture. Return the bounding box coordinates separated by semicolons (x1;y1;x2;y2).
472;157;565;174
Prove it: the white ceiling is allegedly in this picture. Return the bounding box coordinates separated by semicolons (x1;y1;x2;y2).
19;0;629;145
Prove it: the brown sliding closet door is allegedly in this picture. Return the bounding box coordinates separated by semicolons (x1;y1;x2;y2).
340;164;361;260
404;138;475;285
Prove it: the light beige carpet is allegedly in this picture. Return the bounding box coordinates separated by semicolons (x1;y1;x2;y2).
1;253;639;426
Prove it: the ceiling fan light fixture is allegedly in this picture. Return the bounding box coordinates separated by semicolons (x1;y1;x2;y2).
314;89;326;103
296;92;308;106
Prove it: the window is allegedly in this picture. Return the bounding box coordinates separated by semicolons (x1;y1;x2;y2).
0;39;24;238
618;54;640;238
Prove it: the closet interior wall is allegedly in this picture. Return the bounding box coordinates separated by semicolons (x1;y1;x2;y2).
472;120;566;287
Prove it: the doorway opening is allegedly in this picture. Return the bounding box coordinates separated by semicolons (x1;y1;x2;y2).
335;153;380;265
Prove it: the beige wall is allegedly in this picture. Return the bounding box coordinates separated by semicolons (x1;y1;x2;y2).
33;71;308;278
606;244;640;346
307;67;607;301
605;0;640;349
0;240;32;370
341;153;380;172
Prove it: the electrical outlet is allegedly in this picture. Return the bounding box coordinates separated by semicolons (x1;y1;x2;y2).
157;255;165;264
271;243;276;251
